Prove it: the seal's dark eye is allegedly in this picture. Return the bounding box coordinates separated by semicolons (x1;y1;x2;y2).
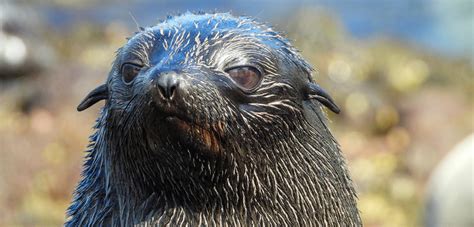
225;66;262;91
121;63;142;84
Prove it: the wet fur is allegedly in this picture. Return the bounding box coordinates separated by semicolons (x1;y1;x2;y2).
66;12;361;226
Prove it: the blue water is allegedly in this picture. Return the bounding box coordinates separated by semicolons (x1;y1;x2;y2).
38;0;472;57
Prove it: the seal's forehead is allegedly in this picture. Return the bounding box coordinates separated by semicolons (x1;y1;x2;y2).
124;12;289;52
149;12;264;37
119;12;309;73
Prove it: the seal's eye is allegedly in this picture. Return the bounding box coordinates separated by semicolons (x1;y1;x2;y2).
225;66;262;91
121;63;142;84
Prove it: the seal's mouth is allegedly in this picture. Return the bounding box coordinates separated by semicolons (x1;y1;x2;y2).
152;93;226;155
163;114;224;155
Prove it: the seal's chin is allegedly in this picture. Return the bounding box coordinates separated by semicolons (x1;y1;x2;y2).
164;115;223;155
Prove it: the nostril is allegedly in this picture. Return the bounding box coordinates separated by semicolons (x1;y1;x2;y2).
158;85;168;99
169;83;177;99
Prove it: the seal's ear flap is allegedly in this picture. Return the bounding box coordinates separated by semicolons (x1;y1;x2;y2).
77;84;108;112
304;83;341;114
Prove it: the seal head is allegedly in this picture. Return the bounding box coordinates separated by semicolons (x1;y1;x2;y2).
77;13;340;153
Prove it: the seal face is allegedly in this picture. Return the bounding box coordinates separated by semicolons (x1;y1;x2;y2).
112;15;301;154
68;12;360;226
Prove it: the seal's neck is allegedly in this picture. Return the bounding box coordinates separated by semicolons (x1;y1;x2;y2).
100;118;358;225
68;109;360;226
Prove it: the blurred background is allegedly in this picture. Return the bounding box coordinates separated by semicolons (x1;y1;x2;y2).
0;0;472;226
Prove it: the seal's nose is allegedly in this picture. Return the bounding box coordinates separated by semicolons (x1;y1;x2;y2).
156;71;180;100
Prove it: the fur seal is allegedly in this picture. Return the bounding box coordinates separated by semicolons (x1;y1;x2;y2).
67;12;361;226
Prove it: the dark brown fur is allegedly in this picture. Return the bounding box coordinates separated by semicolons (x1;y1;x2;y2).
67;12;361;226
